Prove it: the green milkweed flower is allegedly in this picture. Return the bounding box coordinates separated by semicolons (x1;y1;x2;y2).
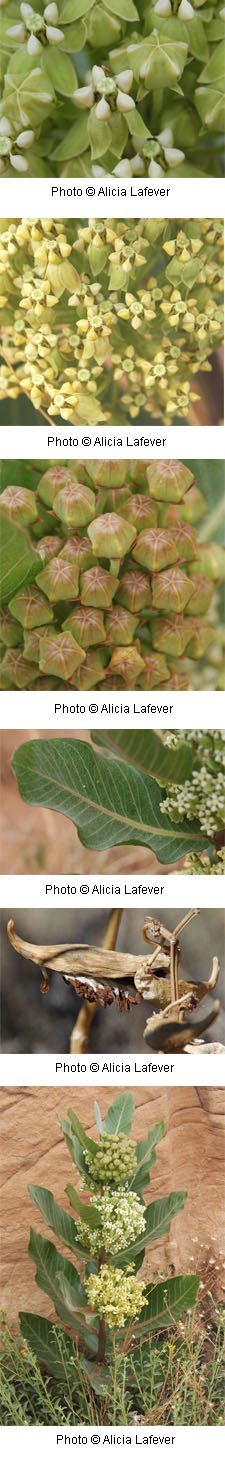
76;1188;146;1254
85;1264;147;1328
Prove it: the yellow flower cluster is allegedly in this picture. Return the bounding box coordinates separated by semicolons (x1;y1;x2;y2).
85;1264;147;1329
0;218;223;424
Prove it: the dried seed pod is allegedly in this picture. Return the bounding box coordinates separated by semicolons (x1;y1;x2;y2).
39;630;85;679
63;605;106;648
54;483;96;529
80;566;117;608
132;528;180;572
88;513;136;558
146;462;194;504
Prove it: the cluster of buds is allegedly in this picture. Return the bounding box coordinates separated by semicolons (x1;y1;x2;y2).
84;1133;137;1187
0;0;224;177
183;848;225;874
85;1264;147;1329
1;458;224;691
0;218;223;427
76;1188;146;1255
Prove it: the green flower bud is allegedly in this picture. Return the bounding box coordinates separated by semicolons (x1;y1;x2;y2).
132;528;180;572
74;648;106;689
189;543;225;580
138;650;170;688
39;630;85;679
116;569;151;612
87;461;127;490
9;586;53;629
54;484;96;529
179;485;207;524
107;643;145;682
146;461;194;504
88;513;136;558
0;485;38;525
60;537;93;571
62;605;106;648
80;566;117;608
0;649;35;688
185;576;214;615
125;496;157;531
0;609;22;647
35;535;63;563
37;555;79;601
45;25;64;42
151;616;193;657
38;467;78;509
184;619;213;658
85;1132;137;1186
105;606;139;644
151;567;193;613
74;86;94;109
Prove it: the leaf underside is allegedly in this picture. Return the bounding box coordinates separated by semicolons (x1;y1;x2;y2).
12;738;207;864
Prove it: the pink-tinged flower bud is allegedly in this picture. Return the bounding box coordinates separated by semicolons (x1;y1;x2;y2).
72;649;106;690
97;487;130;514
146;461;194;504
132;528;180;572
125;495;157;531
107;644;145;683
37;555;79;601
170;523;197;560
184;620;213;659
35;535;63;563
151;616;193;657
0;649;36;689
138;651;170;688
38;466;78;508
54;484;96;529
151;567;193;613
9;586;53;629
185;575;214;615
105;606;139;645
166;671;189;689
60;537;93;570
116;570;151;613
0;610;22;647
62;606;106;649
23;627;51;664
80;566;117;608
39;630;85;679
88;514;136;558
0;485;38;525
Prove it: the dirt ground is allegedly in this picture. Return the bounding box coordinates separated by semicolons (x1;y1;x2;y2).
1;1086;225;1323
0;729;177;877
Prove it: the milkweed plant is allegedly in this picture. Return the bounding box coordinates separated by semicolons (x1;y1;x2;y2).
0;218;223;427
19;1093;199;1391
0;0;224;178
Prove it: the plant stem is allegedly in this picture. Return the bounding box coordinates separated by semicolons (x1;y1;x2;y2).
97;1317;107;1366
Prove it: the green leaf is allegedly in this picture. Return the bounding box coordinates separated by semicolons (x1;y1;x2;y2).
19;1314;76;1379
12;738;207;865
27;1184;84;1255
135;1273;199;1336
51;114;88;160
29;1229;86;1325
80;1355;111;1395
0;519;41;606
91;729;194;784
102;1092;135;1136
65;1184;102;1229
129;1122;164;1193
117;1191;187;1263
61;1118;87;1176
67;1107;99;1156
44;48;77;96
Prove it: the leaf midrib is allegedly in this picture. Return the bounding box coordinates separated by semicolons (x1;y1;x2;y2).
25;761;204;845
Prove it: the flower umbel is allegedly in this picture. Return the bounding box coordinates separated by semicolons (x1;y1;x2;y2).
85;1133;137;1186
85;1264;147;1329
76;1189;146;1255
